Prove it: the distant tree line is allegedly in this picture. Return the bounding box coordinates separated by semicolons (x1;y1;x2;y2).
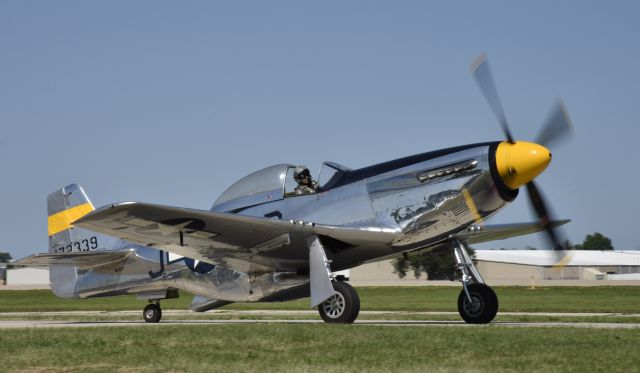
0;252;12;263
574;232;613;250
392;246;475;280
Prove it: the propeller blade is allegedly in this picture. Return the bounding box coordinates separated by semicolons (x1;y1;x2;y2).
535;99;574;148
469;55;574;264
525;181;567;252
470;54;514;142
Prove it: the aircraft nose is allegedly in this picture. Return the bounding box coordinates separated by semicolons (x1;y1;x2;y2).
495;141;552;189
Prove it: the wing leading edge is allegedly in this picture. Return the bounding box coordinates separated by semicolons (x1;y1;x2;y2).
73;202;399;273
64;202;564;272
452;220;570;245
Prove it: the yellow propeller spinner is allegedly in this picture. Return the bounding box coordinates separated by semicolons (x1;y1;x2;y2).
495;141;552;189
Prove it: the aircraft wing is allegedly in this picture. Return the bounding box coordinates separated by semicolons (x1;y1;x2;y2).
452;220;570;245
11;249;136;269
74;202;398;272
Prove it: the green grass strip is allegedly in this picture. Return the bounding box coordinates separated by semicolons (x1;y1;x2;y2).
2;286;640;313
1;324;638;372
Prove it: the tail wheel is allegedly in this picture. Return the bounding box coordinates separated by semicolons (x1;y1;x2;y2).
318;281;360;324
143;303;162;323
457;283;498;324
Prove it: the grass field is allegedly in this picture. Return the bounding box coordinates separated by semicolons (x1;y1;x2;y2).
2;324;638;372
2;286;640;313
1;287;639;372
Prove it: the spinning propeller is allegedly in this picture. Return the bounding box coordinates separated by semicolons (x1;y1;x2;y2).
470;54;574;254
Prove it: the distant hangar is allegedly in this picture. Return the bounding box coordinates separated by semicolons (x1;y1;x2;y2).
348;250;640;284
474;250;640;281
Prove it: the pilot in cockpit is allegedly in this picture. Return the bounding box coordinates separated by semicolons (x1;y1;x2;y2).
293;165;318;195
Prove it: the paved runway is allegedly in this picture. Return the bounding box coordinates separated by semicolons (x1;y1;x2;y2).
0;310;639;329
0;319;639;329
3;310;640;317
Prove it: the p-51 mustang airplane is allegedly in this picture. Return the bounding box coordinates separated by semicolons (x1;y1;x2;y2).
14;55;572;324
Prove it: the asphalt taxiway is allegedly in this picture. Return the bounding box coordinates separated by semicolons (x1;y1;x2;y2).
0;310;639;329
0;319;639;329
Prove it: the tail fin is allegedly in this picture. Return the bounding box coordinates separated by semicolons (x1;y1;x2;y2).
47;184;120;297
48;184;95;254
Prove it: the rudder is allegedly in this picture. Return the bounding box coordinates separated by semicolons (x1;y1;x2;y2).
47;184;116;297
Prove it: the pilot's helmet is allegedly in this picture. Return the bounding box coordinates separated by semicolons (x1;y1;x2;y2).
293;166;311;182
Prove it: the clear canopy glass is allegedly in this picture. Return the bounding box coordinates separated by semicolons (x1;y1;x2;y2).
213;164;293;208
318;162;351;190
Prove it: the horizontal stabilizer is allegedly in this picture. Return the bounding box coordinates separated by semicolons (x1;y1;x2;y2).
12;249;135;269
453;220;570;244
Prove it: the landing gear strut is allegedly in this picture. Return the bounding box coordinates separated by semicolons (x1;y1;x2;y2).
451;239;498;324
308;235;361;324
143;301;162;323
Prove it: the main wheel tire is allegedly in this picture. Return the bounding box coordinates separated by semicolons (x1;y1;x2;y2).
318;281;360;324
143;303;162;323
457;283;498;324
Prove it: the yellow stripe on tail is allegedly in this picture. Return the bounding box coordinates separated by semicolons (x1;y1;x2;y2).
47;202;94;236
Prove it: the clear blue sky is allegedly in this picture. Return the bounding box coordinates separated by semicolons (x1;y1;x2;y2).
2;1;639;258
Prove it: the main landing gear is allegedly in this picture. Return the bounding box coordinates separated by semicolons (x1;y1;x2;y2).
451;239;498;324
308;235;360;324
143;301;162;323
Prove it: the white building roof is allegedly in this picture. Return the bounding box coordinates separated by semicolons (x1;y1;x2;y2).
474;250;640;267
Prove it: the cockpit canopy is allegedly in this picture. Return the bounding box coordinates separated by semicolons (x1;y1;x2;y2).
316;161;351;190
211;162;351;212
212;164;292;212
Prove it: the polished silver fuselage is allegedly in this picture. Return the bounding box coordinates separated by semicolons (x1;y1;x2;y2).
67;142;516;305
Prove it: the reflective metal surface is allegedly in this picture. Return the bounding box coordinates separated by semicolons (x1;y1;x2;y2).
308;235;337;307
212;164;293;212
21;142;526;306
